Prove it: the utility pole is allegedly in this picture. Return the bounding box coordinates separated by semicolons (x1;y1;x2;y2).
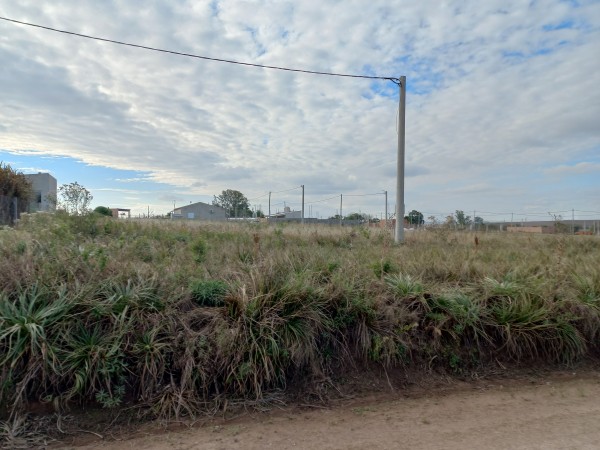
268;191;271;218
340;194;343;226
572;209;575;235
301;185;305;225
383;190;388;228
394;76;406;243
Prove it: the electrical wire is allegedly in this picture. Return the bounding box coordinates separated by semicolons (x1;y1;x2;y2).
343;192;384;197
305;195;339;205
0;16;398;82
247;192;269;201
270;186;302;194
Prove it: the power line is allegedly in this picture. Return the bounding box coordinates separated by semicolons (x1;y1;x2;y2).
305;195;339;205
343;192;383;197
270;186;302;194
247;192;269;201
0;16;397;82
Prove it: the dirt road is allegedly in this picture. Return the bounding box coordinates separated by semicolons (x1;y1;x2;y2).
60;372;600;450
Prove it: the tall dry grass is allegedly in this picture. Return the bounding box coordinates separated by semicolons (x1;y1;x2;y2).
0;213;599;423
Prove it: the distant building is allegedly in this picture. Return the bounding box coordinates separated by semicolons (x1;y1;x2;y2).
172;201;227;220
268;206;302;220
110;208;131;219
25;173;57;212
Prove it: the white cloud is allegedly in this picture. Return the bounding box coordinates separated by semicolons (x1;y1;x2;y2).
0;0;599;217
544;162;600;176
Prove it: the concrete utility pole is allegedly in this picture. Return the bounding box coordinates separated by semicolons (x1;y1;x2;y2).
340;194;343;226
268;191;271;217
572;209;575;235
394;76;406;243
301;185;305;225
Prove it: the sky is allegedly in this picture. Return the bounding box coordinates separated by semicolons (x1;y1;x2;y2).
1;0;599;222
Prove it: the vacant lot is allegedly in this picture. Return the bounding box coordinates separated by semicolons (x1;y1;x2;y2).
1;214;599;447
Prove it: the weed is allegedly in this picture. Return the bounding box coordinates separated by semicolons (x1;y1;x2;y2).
190;280;229;307
385;274;424;297
373;259;396;279
191;238;207;263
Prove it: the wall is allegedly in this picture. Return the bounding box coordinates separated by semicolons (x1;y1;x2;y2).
173;202;227;220
25;173;57;212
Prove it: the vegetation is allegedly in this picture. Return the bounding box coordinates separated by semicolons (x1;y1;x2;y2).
0;163;33;225
93;206;113;217
406;210;424;226
213;189;251;218
0;214;598;426
58;182;93;216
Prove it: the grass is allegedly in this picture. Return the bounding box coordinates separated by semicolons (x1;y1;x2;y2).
0;212;599;426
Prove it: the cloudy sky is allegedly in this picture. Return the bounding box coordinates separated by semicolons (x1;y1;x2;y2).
1;0;599;221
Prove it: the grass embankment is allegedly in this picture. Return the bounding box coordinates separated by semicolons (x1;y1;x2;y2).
0;213;599;421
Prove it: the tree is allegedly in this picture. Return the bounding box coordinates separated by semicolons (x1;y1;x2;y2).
94;206;113;217
59;182;93;216
345;212;366;221
474;216;484;225
212;189;251;218
455;210;472;228
0;162;33;225
406;210;424;226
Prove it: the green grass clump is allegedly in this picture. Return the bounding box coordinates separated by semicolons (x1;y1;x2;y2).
190;280;228;307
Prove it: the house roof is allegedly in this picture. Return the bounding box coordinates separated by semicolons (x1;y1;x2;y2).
173;201;227;213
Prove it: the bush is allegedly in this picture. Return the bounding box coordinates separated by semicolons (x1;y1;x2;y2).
94;206;113;217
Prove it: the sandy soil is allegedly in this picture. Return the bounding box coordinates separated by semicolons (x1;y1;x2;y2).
57;371;600;450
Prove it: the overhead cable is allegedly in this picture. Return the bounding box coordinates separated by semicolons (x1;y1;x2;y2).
305;195;339;205
0;16;397;82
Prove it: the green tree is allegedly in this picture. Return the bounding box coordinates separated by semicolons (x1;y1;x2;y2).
212;189;251;218
474;216;484;225
345;212;366;221
59;182;93;216
0;162;33;224
406;210;424;226
94;206;113;217
455;210;472;228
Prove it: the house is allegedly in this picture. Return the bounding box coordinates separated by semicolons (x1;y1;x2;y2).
267;206;302;220
172;201;227;220
25;172;57;212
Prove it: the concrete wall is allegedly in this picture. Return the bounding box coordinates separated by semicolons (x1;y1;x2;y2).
507;226;554;234
173;202;227;220
25;173;57;212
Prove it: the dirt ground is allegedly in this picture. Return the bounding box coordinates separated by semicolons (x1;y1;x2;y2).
56;371;600;450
